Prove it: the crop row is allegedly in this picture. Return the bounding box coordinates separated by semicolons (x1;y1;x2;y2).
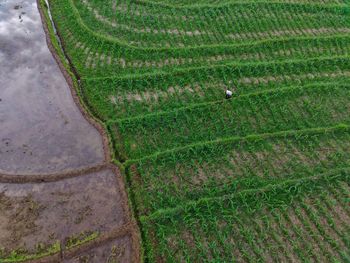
60;30;350;76
141;171;350;262
50;0;350;73
125;124;350;215
78;0;347;43
135;0;348;8
110;83;350;159
82;57;350;120
78;0;348;49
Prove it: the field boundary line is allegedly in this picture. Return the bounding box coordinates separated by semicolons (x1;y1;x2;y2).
122;124;350;166
109;81;349;124
141;166;350;222
0;163;109;184
62;222;137;260
83;55;350;81
136;0;348;9
86;33;350;54
37;2;142;262
39;0;113;162
78;34;350;72
21;223;136;263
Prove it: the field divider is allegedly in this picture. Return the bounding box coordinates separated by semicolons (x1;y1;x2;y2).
0;163;109;184
141;166;350;223
137;0;348;9
82;55;350;81
108;81;348;124
121;123;350;166
37;3;142;262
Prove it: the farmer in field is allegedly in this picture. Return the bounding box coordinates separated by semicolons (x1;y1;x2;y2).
225;89;233;99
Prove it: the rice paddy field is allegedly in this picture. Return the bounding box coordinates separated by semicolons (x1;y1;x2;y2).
46;0;350;261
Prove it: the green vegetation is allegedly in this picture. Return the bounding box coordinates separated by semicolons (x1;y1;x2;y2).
47;0;350;261
65;231;99;249
0;231;100;263
0;242;60;263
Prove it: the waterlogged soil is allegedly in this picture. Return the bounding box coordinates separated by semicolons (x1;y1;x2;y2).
0;0;104;175
0;0;135;260
64;235;133;263
0;169;126;253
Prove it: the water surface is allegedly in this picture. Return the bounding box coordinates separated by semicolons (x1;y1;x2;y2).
0;0;104;174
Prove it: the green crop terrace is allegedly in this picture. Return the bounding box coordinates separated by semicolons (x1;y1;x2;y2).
46;0;350;261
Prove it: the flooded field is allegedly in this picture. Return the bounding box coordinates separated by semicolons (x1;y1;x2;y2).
0;0;138;261
0;0;104;175
64;235;133;263
0;169;126;252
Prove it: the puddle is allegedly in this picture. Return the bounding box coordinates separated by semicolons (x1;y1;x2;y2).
0;0;104;174
0;169;126;253
64;235;133;263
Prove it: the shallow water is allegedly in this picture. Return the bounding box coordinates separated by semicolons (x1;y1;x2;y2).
0;168;127;252
0;1;133;258
0;0;104;174
64;235;133;263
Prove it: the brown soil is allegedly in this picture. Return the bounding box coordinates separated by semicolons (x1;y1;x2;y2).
0;169;127;253
64;234;133;263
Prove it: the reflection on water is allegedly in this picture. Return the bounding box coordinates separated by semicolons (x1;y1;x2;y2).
0;0;104;174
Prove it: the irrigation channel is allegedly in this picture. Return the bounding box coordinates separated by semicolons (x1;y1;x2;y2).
0;0;139;261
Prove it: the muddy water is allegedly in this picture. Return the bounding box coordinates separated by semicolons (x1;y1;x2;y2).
0;0;133;259
0;0;104;174
64;235;133;263
0;169;126;252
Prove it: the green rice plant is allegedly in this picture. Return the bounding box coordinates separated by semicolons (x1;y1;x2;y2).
82;59;350;120
111;83;350;159
125;125;350;215
50;0;350;77
141;172;350;262
46;0;350;260
0;241;60;263
73;0;350;48
65;231;99;249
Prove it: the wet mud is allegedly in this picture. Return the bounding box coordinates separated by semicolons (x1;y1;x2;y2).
64;235;133;263
0;0;104;175
0;169;127;253
0;0;139;261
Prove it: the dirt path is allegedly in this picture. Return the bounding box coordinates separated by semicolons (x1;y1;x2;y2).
0;0;139;262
